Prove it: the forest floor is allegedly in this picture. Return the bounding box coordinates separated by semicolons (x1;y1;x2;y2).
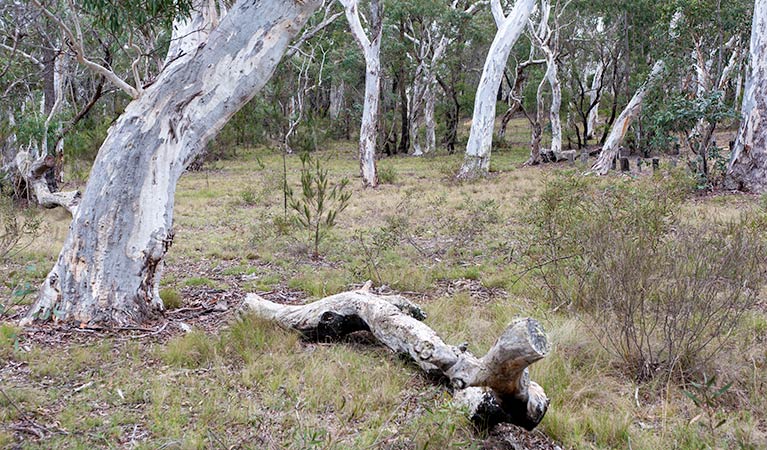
1;124;766;449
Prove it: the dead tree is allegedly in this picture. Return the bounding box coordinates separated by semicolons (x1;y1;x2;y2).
243;283;550;430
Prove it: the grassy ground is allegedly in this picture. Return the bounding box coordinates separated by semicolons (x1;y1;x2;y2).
1;122;766;449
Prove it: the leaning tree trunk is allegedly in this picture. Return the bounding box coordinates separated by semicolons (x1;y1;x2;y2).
458;0;535;179
726;0;767;192
243;283;550;430
22;0;322;326
590;61;664;175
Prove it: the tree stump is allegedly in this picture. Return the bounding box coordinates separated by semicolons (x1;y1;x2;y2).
242;283;550;430
619;157;630;172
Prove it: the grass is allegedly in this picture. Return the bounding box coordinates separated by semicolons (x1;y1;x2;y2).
1;122;766;448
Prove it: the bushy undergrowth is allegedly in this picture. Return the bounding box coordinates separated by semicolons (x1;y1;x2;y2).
526;173;766;380
0;190;42;261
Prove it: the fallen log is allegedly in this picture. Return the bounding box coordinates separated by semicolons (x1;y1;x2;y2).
242;282;550;430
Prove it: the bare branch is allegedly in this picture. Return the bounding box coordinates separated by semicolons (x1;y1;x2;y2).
29;0;140;99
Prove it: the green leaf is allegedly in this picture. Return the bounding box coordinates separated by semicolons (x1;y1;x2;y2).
683;390;701;407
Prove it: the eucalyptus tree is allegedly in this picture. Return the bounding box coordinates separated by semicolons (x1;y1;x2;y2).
396;0;483;156
590;7;679;174
339;0;383;187
458;0;535;179
525;0;567;165
726;0;767;191
22;0;324;326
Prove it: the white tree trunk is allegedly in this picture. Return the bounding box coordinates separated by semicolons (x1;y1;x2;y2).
22;0;323;326
359;59;380;186
545;50;562;156
243;284;550;430
590;61;665;175
726;0;767;191
424;85;437;154
458;0;536;179
587;62;604;139
341;0;382;188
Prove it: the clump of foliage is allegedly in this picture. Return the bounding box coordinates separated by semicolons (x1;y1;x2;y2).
1;189;43;261
159;288;182;310
286;153;351;258
525;173;765;380
377;163;397;184
645;91;736;188
684;373;733;441
351;216;405;284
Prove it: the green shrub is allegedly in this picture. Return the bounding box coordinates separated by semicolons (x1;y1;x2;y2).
377;163;397;184
525;174;765;380
0;190;43;261
286;153;351;258
160;288;182;310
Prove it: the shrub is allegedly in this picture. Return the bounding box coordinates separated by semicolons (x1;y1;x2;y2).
159;288;182;310
377;163;397;184
1;190;43;261
525;174;765;380
286;153;351;258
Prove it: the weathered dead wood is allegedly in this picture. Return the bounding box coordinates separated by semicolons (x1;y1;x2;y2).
243;283;549;430
14;150;79;215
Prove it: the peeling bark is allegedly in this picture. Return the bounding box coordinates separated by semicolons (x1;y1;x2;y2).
243;284;549;430
726;0;767;192
458;0;536;179
23;0;323;326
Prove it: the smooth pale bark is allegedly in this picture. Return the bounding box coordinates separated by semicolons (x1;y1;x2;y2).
547;57;562;155
526;0;563;165
243;284;549;430
458;0;536;179
341;0;382;187
726;0;767;191
424;88;437;153
586;62;604;139
22;0;323;326
408;30;449;156
590;61;664;175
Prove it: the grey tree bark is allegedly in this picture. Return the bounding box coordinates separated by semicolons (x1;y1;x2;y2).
22;0;323;326
725;0;767;191
243;283;550;430
458;0;536;179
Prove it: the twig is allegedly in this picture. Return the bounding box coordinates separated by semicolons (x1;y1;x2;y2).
509;253;579;286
